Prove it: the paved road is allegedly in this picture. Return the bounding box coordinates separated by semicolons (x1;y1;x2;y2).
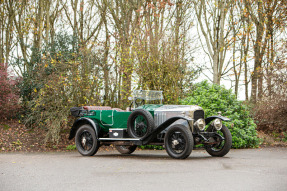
0;148;287;191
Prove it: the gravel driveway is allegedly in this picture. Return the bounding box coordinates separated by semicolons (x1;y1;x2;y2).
1;148;287;191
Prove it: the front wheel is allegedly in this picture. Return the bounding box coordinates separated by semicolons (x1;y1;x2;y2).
115;145;137;154
164;124;194;159
205;125;232;157
75;124;99;156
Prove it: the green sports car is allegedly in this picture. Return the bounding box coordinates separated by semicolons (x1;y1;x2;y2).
69;90;232;159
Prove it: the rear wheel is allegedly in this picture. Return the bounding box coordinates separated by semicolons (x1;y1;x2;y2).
205;125;232;157
115;145;137;154
75;124;99;156
164;124;194;159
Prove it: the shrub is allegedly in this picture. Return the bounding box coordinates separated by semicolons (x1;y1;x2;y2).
25;34;103;143
180;80;260;148
0;63;20;120
254;98;287;133
253;61;287;134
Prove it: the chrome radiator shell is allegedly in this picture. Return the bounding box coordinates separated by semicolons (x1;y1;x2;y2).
153;105;204;128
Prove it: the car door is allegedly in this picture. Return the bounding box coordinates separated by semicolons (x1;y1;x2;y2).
100;110;114;126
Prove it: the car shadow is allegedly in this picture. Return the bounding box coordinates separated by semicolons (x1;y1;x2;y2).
88;153;231;161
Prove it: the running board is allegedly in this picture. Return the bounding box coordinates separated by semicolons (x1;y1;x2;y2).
99;138;140;141
99;138;142;145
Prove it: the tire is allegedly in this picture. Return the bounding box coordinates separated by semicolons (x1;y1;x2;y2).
115;145;137;154
127;109;155;139
164;124;194;159
75;124;100;156
205;125;232;157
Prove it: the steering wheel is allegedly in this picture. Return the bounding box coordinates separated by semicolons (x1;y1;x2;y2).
135;98;145;107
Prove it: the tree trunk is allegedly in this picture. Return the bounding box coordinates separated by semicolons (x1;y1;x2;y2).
244;17;250;101
31;0;44;64
103;7;110;106
45;1;50;44
246;0;268;103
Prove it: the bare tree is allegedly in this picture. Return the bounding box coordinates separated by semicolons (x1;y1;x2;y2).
229;1;242;98
0;0;16;66
193;0;233;85
103;0;141;106
244;0;268;103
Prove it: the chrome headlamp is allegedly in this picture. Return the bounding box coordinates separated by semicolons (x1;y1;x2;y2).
213;118;222;130
194;118;206;131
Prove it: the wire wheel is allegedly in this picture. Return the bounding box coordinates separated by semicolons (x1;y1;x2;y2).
168;132;186;154
205;125;232;157
164;124;193;159
210;130;225;152
133;115;148;137
127;109;155;139
115;145;137;154
79;131;94;151
75;124;99;156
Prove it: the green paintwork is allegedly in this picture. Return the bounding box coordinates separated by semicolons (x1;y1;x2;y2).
81;104;163;133
82;110;132;133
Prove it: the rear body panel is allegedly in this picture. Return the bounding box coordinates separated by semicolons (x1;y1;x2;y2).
83;110;132;133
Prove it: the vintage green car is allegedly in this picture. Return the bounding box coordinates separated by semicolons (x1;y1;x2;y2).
69;90;232;159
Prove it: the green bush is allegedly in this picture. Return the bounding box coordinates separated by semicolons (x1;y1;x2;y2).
180;80;260;148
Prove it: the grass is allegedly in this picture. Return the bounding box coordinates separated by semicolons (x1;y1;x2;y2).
66;144;76;150
139;145;164;150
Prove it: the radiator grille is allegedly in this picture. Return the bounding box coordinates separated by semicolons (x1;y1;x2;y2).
154;112;167;127
194;110;204;121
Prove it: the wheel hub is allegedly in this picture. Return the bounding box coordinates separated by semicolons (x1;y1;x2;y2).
82;137;86;146
172;140;179;146
136;122;145;129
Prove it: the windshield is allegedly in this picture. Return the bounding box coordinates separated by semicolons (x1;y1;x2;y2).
132;90;163;101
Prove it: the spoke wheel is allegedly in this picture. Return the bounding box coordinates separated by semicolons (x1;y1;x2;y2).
168;132;186;154
164;125;194;159
205;125;232;157
127;109;155;139
75;124;99;156
115;145;137;154
133;115;148;137
79;131;93;151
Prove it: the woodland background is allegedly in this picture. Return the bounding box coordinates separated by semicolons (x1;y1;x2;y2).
0;0;287;148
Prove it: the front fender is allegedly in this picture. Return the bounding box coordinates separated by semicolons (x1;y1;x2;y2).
68;118;100;140
205;115;231;125
142;116;192;144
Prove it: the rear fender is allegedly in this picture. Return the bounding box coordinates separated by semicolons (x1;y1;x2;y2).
68;118;100;140
205;115;231;125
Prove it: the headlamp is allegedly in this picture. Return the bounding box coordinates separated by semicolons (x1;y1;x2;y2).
194;118;206;131
213;118;222;130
